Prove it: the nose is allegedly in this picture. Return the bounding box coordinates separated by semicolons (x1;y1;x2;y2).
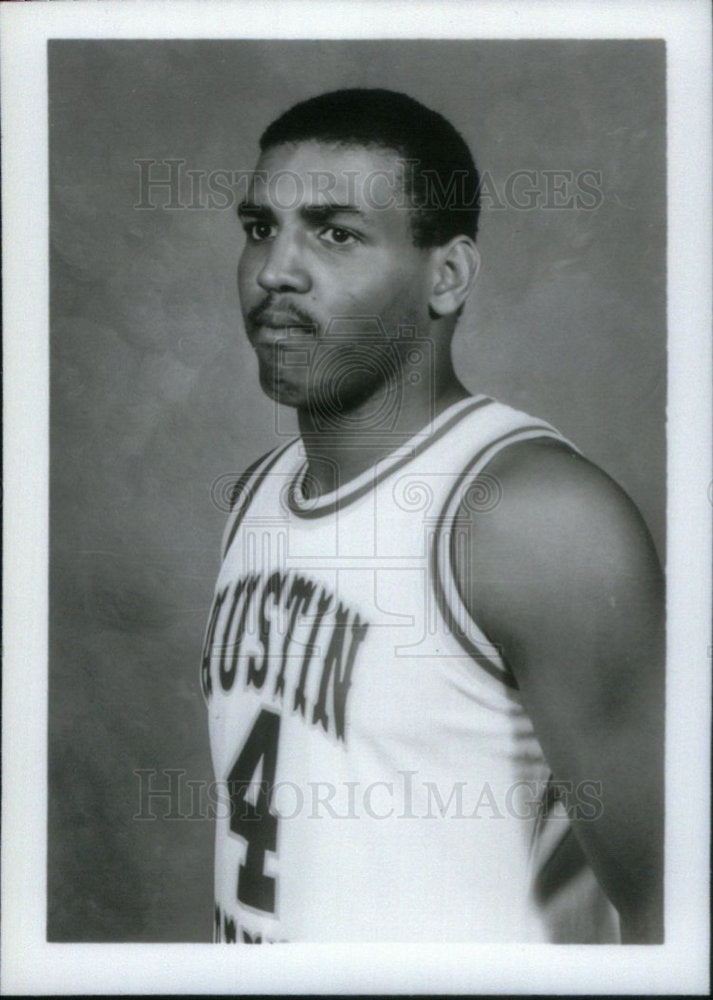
257;231;311;295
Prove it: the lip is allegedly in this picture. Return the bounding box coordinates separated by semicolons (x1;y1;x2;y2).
251;329;315;351
254;310;316;330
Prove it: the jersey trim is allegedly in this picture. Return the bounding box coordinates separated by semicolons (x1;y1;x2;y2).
432;425;570;689
286;395;493;519
222;439;298;560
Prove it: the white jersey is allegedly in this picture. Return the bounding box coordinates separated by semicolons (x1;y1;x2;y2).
202;395;620;943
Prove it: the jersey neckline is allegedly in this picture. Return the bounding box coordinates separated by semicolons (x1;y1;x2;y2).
286;394;493;519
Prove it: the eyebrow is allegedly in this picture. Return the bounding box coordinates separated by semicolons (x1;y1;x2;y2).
237;201;274;219
237;201;371;226
302;203;365;221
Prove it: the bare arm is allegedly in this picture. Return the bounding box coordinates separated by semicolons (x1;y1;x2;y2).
453;438;664;942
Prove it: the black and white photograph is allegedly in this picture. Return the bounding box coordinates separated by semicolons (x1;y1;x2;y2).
1;1;710;995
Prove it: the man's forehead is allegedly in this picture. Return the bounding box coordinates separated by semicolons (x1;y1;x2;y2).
247;140;408;206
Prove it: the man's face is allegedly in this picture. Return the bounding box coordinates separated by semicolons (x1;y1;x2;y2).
237;141;435;420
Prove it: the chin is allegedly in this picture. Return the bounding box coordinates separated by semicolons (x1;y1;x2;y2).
258;368;305;409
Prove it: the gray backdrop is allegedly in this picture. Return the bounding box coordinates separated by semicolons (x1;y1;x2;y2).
49;39;666;941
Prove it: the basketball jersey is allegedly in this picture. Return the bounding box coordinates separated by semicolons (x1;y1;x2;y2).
201;395;620;943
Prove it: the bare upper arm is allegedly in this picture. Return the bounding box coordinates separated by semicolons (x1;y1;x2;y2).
452;437;664;939
453;437;663;716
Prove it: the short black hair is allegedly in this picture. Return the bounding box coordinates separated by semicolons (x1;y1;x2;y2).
259;88;480;248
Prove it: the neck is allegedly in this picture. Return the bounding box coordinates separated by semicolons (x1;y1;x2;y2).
297;364;469;497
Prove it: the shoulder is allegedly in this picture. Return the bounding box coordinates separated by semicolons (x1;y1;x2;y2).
229;449;272;511
219;443;295;560
452;436;663;682
228;439;300;511
457;436;660;577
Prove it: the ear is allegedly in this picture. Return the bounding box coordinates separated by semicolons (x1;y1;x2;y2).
428;237;480;317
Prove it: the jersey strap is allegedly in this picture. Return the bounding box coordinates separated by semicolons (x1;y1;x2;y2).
433;423;576;688
221;439;298;560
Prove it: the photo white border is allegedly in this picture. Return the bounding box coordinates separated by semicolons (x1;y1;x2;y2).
2;0;710;994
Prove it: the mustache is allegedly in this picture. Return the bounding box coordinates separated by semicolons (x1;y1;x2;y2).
247;298;319;331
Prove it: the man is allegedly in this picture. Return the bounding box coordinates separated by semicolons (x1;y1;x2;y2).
201;89;664;944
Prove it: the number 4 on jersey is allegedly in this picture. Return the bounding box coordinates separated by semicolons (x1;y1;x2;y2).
227;708;281;913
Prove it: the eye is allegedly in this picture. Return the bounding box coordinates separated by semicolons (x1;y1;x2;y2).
320;226;358;246
244;221;276;242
